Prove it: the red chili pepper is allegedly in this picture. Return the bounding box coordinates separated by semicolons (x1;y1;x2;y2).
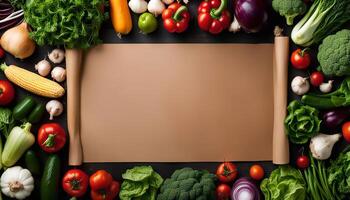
197;0;231;34
162;3;190;33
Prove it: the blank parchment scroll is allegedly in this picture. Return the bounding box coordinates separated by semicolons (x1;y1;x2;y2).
80;44;277;162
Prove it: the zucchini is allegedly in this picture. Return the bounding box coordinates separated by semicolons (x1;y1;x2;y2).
24;150;40;176
41;154;60;200
27;103;45;123
13;96;36;120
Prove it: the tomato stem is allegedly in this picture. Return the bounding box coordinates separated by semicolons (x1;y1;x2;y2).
300;48;310;57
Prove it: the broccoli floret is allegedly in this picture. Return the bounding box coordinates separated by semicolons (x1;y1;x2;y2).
272;0;307;25
157;168;216;200
318;29;350;77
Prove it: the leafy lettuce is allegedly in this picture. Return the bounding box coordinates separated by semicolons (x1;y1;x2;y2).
261;166;306;200
119;166;163;200
328;149;350;199
23;0;107;49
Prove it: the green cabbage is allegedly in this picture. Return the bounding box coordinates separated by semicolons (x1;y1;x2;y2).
284;100;321;144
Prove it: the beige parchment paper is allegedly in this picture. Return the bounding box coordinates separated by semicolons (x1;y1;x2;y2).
80;44;276;162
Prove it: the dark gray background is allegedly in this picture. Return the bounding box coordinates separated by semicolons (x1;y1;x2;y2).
1;0;349;199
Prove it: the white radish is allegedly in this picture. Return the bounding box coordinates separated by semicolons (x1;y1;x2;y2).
35;60;51;76
51;66;66;82
46;100;64;120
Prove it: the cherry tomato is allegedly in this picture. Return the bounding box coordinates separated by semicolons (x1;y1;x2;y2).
296;155;310;169
249;164;264;180
89;170;113;191
62;169;89;197
216;184;231;200
310;71;324;87
291;48;311;70
216;162;238;183
0;47;5;59
90;181;120;200
37;123;66;153
0;80;15;105
342;122;350;142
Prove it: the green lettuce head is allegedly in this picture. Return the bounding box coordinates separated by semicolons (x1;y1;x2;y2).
284;100;321;144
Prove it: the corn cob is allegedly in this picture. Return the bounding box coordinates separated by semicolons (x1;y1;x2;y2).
1;63;65;98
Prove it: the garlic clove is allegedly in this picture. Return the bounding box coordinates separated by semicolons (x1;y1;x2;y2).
48;49;65;64
51;66;66;82
310;133;341;160
35;60;51;77
46;100;64;120
129;0;148;14
291;76;310;95
319;80;334;93
148;0;165;17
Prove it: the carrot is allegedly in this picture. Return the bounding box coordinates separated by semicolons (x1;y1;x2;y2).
110;0;132;36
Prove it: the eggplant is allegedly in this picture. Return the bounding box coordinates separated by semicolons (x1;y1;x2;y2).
323;108;350;129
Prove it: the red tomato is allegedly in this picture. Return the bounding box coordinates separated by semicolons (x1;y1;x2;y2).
342;122;350;142
249;164;264;180
37;123;66;153
291;48;311;70
216;184;231;200
89;170;113;191
62;169;89;197
0;47;5;58
90;181;120;200
216;162;238;183
0;80;15;105
296;155;310;169
310;71;324;87
109;181;120;199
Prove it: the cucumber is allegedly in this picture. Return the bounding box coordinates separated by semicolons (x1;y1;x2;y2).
24;150;40;176
13;96;36;120
41;154;60;200
27;103;45;123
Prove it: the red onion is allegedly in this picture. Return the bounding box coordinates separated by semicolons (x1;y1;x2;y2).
232;0;267;33
231;177;260;200
0;1;23;30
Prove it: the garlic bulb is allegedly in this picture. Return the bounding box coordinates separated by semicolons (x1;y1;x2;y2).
0;166;34;200
128;0;148;13
46;100;64;120
148;0;165;16
35;60;51;76
162;0;174;5
291;76;310;95
229;16;241;33
320;80;333;93
51;66;66;82
48;49;65;64
310;133;341;160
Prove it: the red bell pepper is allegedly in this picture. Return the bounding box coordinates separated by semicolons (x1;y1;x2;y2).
197;0;231;34
162;3;190;33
